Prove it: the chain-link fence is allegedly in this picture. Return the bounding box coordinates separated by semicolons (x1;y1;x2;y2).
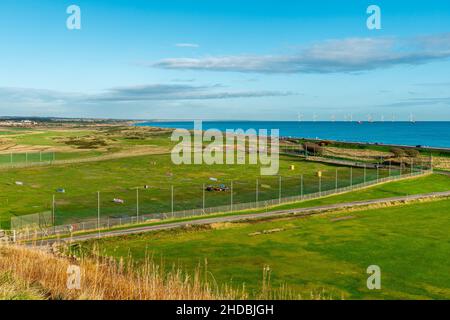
9;165;430;241
0;151;56;167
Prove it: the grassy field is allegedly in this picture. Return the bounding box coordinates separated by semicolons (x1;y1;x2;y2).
81;198;450;299
255;173;450;211
3;126;408;228
2;125;450;300
0;152;387;228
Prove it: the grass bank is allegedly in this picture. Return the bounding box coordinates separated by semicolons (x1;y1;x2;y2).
80;198;450;299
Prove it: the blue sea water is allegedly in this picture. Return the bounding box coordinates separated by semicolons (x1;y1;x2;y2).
137;121;450;148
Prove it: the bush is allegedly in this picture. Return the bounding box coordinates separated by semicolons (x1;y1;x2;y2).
390;147;406;158
404;148;420;158
318;140;332;147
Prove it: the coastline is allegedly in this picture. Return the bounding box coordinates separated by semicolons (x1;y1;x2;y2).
135;121;450;151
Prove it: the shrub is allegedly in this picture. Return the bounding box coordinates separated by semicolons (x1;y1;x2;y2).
404;148;420;158
390;147;406;158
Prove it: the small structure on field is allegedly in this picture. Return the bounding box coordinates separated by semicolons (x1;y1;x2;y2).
113;198;125;204
205;184;229;192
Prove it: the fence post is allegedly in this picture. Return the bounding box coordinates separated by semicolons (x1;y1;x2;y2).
52;194;56;227
171;185;174;218
377;166;379;182
350;167;353;189
364;165;366;183
202;183;206;214
136;187;139;221
97;191;101;237
335;169;338;192
317;174;321;196
256;179;259;205
230;180;234;211
300;174;304;199
430;154;433;172
279;176;282;204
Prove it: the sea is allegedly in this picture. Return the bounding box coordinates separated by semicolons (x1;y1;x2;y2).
136;121;450;149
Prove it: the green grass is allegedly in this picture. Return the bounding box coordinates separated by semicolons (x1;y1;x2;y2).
1;153;385;227
0;272;45;300
82;198;450;299
258;173;450;211
51;173;450;241
11;130;93;146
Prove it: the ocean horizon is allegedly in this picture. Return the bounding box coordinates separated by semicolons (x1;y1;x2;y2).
137;121;450;149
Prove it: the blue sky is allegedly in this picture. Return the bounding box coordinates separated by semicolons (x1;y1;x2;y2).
1;0;450;120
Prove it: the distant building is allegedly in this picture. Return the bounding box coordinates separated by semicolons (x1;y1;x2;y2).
0;120;38;127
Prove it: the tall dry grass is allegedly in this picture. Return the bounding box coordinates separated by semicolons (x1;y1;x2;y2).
0;244;247;300
0;244;333;300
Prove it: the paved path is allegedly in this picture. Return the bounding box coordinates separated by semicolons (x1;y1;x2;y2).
31;190;450;247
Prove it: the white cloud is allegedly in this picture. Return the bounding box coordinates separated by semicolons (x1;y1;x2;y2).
175;43;200;48
0;84;294;107
155;33;450;74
